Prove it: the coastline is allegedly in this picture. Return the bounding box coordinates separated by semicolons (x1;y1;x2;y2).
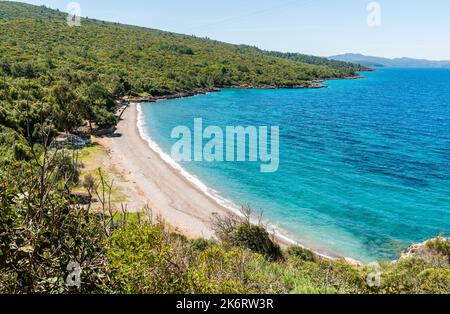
123;74;366;103
104;100;353;262
104;102;225;239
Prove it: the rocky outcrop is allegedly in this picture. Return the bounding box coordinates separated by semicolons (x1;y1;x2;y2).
126;88;221;103
227;83;327;89
124;83;330;104
400;237;449;267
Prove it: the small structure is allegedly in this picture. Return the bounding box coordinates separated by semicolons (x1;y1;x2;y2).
73;126;92;142
50;134;90;149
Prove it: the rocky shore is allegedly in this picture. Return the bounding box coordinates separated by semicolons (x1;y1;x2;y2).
123;81;332;104
123;74;371;104
400;237;449;263
125;88;221;103
226;83;327;89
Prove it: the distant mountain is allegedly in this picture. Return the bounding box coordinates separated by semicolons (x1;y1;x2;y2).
329;53;450;68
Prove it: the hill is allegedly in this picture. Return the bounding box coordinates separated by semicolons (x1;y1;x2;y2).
266;51;371;72
0;1;368;141
0;1;364;98
330;53;450;68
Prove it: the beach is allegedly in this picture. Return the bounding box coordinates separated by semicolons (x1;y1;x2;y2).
100;101;350;262
102;102;231;239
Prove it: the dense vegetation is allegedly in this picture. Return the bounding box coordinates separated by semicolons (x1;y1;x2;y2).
1;148;449;293
0;1;369;138
0;2;364;95
264;50;371;73
0;2;449;294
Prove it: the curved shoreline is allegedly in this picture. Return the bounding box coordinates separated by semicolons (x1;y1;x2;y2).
135;104;241;217
107;101;348;262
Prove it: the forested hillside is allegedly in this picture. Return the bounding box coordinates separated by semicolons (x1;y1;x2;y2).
264;50;371;73
0;1;368;145
0;1;361;95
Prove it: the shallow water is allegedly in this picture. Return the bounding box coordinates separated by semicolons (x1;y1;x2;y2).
140;68;450;262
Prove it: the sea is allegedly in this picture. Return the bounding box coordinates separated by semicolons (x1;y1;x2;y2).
138;68;450;262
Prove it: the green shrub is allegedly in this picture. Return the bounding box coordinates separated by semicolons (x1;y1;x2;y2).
377;257;429;294
0;161;110;293
189;238;216;252
231;223;283;262
192;245;253;293
427;237;450;262
107;222;191;294
211;208;283;262
418;268;450;294
191;244;291;294
287;246;316;262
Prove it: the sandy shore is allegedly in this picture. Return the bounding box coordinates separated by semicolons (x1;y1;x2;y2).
101;102;355;262
103;103;231;239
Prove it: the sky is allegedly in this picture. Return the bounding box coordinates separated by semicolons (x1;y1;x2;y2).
15;0;450;60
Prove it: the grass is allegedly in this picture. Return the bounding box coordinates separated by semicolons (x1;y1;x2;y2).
73;138;128;207
77;140;107;168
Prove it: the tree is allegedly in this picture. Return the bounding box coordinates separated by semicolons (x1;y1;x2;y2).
51;80;83;132
81;83;117;131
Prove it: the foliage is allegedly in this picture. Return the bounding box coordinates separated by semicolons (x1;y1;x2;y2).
189;238;217;252
107;221;191;294
211;208;282;261
231;223;283;262
264;50;371;74
0;157;111;293
417;268;450;294
105;220;450;294
285;254;369;294
0;2;363;100
0;125;31;162
426;236;450;262
106;221;285;294
287;245;316;262
374;257;450;294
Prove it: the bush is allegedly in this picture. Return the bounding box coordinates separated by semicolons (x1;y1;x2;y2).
211;208;283;262
427;237;450;262
189;238;216;252
191;245;253;293
48;151;81;188
377;257;429;294
292;259;368;294
107;222;191;294
287;246;316;262
418;268;450;294
0;161;110;293
231;223;283;262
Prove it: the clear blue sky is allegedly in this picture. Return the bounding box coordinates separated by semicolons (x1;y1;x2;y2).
15;0;450;60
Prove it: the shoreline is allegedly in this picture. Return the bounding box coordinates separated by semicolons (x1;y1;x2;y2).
104;102;225;239
123;74;366;103
105;100;356;263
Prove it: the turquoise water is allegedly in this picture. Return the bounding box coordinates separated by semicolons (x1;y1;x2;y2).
140;68;450;262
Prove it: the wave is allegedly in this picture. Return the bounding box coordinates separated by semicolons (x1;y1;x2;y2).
135;102;338;261
136;103;241;214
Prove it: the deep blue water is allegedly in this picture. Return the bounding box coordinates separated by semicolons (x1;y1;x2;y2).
140;68;450;262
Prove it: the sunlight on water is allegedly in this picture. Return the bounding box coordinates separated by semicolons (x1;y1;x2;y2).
140;68;450;262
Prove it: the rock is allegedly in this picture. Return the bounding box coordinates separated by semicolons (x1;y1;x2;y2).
400;237;449;266
126;88;221;103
